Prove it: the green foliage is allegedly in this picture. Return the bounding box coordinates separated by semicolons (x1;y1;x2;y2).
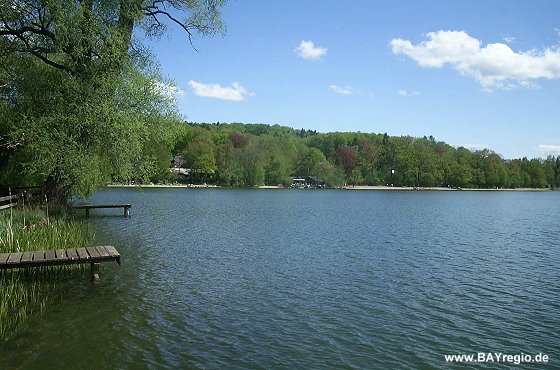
0;0;227;199
171;123;555;189
0;55;179;196
240;143;265;186
182;139;216;183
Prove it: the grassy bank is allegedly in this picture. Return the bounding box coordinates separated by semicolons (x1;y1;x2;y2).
0;206;93;339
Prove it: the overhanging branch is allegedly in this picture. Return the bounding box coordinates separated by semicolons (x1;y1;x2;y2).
0;25;55;40
143;9;199;50
29;50;72;72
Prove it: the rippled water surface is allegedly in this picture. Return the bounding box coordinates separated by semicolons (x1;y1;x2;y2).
3;188;560;368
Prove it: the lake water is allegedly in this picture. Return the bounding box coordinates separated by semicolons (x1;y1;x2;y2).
2;188;560;368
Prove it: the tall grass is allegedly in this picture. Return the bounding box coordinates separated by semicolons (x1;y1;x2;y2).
0;206;93;339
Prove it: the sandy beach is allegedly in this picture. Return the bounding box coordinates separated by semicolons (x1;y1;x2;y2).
106;184;552;191
106;183;219;188
342;185;452;191
342;185;551;191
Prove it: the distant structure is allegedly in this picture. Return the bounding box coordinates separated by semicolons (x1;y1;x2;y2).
170;155;184;168
290;176;325;188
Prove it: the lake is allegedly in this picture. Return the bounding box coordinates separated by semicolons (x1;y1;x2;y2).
2;188;559;368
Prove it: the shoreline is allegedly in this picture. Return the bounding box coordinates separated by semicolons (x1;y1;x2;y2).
106;183;219;188
105;184;553;192
341;185;551;192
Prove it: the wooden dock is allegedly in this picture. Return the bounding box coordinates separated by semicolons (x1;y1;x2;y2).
0;246;121;280
72;204;131;217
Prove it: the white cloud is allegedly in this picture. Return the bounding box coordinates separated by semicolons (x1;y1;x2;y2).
154;81;184;100
295;40;327;60
391;30;560;90
330;85;353;95
397;89;419;97
536;144;560;155
503;36;516;44
188;81;254;101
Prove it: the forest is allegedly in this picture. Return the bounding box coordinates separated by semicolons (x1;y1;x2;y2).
154;121;559;189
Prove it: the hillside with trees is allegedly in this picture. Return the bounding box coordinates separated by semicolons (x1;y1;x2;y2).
165;122;559;189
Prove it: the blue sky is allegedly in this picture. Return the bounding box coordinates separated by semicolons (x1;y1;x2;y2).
142;0;560;159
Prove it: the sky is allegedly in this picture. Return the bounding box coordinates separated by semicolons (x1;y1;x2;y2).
141;0;560;159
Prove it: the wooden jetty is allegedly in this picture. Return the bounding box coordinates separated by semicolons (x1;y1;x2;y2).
0;246;121;280
72;204;131;217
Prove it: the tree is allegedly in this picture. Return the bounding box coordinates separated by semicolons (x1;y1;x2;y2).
525;158;547;188
335;144;355;177
258;135;293;186
354;139;381;185
483;153;508;188
214;139;246;186
454;147;474;187
182;139;216;183
295;147;324;177
0;0;227;199
556;156;560;188
544;156;558;189
240;143;265;186
0;1;226;76
228;132;250;148
1;54;179;196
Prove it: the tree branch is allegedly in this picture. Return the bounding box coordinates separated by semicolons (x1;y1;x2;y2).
0;137;22;150
24;47;73;73
143;9;198;50
0;25;55;40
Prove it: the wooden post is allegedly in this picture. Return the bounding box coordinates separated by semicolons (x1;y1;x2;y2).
90;262;100;280
85;208;90;217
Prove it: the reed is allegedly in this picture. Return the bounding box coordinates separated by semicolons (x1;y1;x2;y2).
0;206;93;339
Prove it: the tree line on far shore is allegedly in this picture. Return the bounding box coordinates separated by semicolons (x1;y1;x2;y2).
166;122;559;189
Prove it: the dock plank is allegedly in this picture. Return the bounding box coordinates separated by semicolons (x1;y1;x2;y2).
104;245;120;258
76;248;89;260
32;251;45;263
104;245;121;264
0;253;10;265
54;249;67;261
21;251;33;263
96;246;111;258
86;247;101;259
66;248;79;261
45;250;56;262
7;253;22;264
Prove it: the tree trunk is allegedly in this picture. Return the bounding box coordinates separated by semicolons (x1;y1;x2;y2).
42;176;72;206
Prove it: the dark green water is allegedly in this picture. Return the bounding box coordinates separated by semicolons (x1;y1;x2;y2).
2;188;559;368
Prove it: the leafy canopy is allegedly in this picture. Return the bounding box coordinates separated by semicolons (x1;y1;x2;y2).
0;0;226;198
